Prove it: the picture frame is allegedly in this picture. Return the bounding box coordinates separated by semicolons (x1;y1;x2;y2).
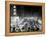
5;1;45;36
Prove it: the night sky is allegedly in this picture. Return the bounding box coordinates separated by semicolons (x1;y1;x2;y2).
10;4;42;17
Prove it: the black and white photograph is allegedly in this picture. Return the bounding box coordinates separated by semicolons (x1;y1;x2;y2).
10;4;42;32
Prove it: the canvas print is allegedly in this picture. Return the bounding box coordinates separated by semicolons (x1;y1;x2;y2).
10;4;42;32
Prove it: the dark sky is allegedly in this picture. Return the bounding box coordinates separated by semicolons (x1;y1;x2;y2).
10;4;42;17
